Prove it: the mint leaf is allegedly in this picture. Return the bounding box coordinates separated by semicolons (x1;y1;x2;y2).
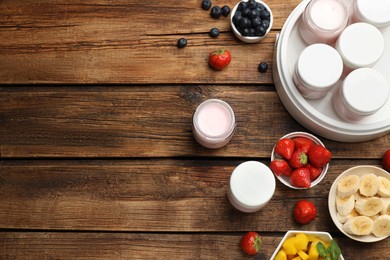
329;240;341;260
316;242;327;256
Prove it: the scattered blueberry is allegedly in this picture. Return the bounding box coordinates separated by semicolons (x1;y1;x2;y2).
232;0;271;37
210;6;222;19
177;38;187;48
258;62;268;73
221;5;231;16
201;0;212;10
209;28;220;37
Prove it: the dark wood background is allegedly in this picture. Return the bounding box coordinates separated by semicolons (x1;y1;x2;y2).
1;0;389;259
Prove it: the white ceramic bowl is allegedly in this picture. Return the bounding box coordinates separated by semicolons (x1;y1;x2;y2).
270;132;329;189
270;230;344;260
230;0;273;43
328;165;390;242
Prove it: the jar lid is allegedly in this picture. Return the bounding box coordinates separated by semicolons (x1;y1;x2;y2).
355;0;390;28
336;23;384;69
230;161;275;208
342;68;389;115
297;44;343;89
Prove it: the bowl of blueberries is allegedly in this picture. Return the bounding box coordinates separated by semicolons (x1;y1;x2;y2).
230;0;273;43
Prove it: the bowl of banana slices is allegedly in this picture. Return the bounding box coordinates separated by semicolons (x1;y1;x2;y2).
328;165;390;242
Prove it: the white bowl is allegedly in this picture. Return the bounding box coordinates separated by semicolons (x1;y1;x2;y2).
328;165;390;242
230;0;273;43
270;230;344;260
270;132;329;189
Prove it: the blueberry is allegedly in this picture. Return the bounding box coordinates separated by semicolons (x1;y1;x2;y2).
237;2;248;11
261;20;270;30
248;28;255;36
248;9;259;19
256;4;265;13
241;28;250;36
255;26;266;36
252;17;262;28
241;7;251;17
238;17;251;29
233;11;242;24
177;38;187;48
210;6;222;19
221;5;231;16
201;0;212;10
248;0;258;9
258;62;269;73
260;9;271;20
209;28;220;37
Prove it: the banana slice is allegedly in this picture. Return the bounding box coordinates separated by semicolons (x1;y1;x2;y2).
381;197;390;215
337;174;360;198
355;197;384;217
377;176;390;197
372;215;390;238
343;216;374;235
336;194;355;216
337;208;359;224
359;173;379;197
354;191;364;201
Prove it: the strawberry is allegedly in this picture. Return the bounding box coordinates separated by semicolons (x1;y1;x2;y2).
240;231;262;255
289;149;308;169
274;138;295;160
270;159;293;176
293;200;317;224
293;137;314;154
290;168;311;188
208;49;231;70
305;164;323;181
383;149;390;172
307;144;332;168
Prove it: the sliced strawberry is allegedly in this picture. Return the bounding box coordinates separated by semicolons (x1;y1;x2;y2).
274;138;295;160
289;149;308;169
293;137;314;154
270;159;293;176
290;168;311;188
305;164;323;181
307;144;332;168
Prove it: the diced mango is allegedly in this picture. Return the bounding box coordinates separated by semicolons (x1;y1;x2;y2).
291;256;302;260
282;237;298;255
294;233;309;251
307;241;319;260
297;250;309;260
275;249;288;260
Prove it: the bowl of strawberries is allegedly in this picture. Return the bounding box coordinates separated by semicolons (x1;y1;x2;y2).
270;132;331;189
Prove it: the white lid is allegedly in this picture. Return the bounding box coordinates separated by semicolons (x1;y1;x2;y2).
343;68;389;115
336;23;384;69
355;0;390;28
297;44;343;89
230;161;275;208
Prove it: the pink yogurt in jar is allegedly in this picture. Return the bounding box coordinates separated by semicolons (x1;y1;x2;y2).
192;99;236;149
299;0;349;45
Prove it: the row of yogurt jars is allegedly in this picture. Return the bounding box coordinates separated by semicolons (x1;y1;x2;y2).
294;0;390;122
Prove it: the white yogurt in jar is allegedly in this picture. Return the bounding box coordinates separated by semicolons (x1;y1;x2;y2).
227;161;276;213
293;44;343;99
336;23;384;70
352;0;390;28
333;68;389;121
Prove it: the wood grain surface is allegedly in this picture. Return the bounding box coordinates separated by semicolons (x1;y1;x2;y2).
1;0;389;259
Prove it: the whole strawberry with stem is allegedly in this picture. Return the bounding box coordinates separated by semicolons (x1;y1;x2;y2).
294;137;314;153
240;231;262;255
208;49;231;70
289;149;308;169
270;159;293;176
274;138;295;160
290;167;311;188
307;144;332;168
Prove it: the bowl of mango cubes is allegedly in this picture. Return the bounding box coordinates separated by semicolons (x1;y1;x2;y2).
270;230;344;260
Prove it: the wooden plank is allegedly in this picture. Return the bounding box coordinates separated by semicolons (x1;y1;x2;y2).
1;86;389;158
0;231;388;259
0;0;301;84
0;159;383;232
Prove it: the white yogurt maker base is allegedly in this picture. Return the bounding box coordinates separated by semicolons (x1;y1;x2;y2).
273;0;390;142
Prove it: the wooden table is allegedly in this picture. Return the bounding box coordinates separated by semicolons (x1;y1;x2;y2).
0;0;389;259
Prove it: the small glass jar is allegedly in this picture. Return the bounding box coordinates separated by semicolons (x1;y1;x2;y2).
333;68;389;121
336;22;384;71
227;161;276;213
293;44;343;99
192;99;236;149
299;0;349;45
352;0;390;28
